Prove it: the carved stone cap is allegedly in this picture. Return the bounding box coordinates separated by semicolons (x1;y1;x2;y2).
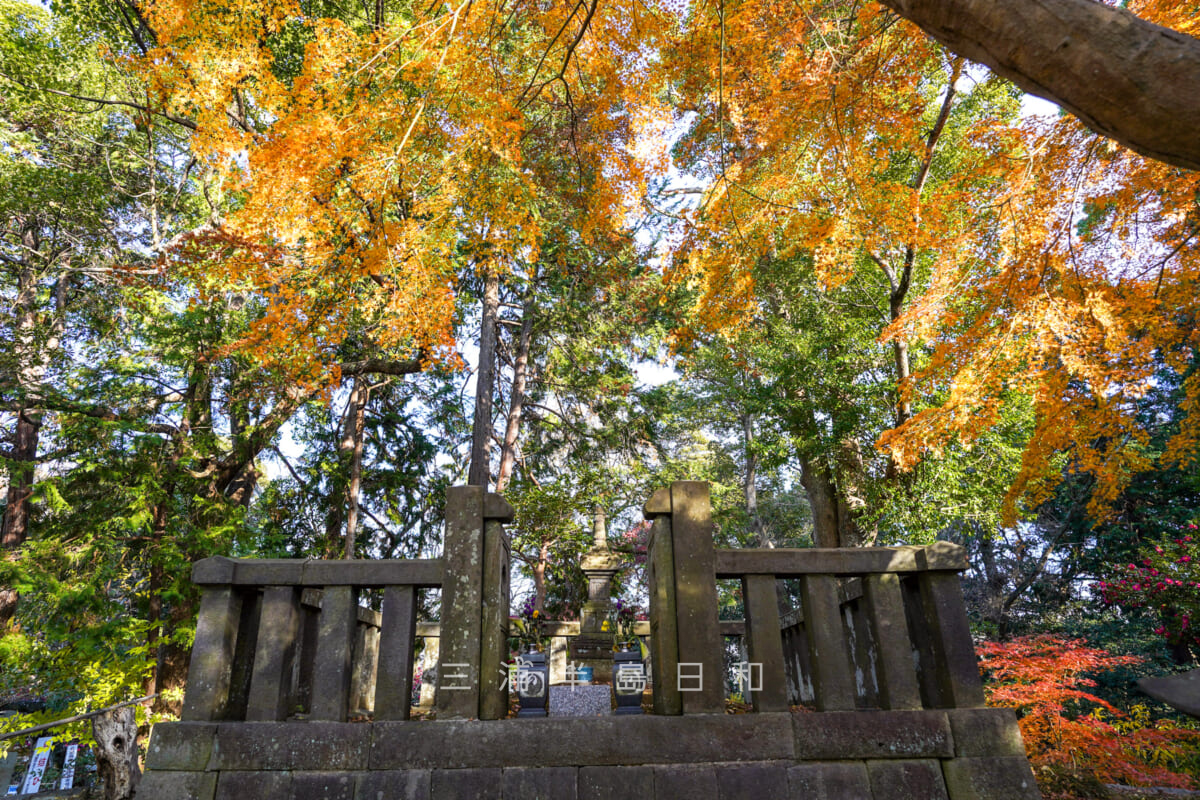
580;551;623;572
643;487;670;518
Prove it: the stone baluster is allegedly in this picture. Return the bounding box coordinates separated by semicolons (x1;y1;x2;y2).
374;585;418;720
246;586;302;721
915;571;987;708
798;574;856;711
181;559;242;722
308;584;360;721
862;572;922;710
741;573;788;712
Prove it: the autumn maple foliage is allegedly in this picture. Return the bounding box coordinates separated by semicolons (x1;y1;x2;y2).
665;0;1200;522
978;635;1199;791
121;0;1200;518
132;0;676;381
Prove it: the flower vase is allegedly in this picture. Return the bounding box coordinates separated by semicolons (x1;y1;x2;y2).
612;643;645;715
516;648;549;717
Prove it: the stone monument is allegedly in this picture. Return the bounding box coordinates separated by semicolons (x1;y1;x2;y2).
568;508;622;683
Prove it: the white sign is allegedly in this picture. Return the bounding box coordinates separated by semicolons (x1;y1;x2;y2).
20;737;54;794
59;744;79;790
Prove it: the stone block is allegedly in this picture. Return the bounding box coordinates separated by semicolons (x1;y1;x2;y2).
483;493;514;522
375;586;417;721
549;685;612;717
145;722;216;771
800;575;857;711
654;765;718;798
643;488;670;516
192;556;237;584
915;573;987;709
215;770;293;800
715;763;789;800
431;768;502;800
355;770;432;800
212;722;371;770
794;710;953;759
947;709;1027;758
787;762;871;798
502;767;578;799
292;771;357;800
138;770;218;800
229;559;305;585
480;519;511;721
246;586;302;721
942;757;1043;800
866;759;949;800
371;714;794;769
578;766;653;799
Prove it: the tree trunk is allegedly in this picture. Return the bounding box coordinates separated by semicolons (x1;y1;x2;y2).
468;267;500;487
2;268;66;549
742;413;769;547
495;303;533;494
834;438;874;547
151;601;194;716
92;706;140;800
344;376;368;559
0;589;16;630
883;63;958;430
975;530;1012;638
222;388;259;507
146;556;164;698
875;0;1200;170
798;453;840;548
1;269;67;627
1;408;40;549
533;542;548;612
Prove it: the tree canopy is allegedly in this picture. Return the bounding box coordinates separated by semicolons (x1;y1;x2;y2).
1;0;1199;789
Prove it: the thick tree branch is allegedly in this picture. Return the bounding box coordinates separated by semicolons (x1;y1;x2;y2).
876;0;1200;170
0;71;199;131
0;394;182;435
339;357;425;376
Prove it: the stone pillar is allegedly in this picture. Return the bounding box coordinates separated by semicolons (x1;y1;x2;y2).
550;636;569;684
643;482;724;714
435;487;514;720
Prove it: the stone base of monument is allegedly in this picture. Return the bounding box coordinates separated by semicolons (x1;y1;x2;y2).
569;635;615;684
144;708;1043;799
549;684;612;717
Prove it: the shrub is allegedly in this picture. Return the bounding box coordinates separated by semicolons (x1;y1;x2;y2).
978;634;1199;795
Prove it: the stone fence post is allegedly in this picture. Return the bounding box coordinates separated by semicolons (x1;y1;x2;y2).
644;481;725;715
435;486;514;720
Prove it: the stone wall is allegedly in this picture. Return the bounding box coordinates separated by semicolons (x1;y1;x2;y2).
142;708;1041;799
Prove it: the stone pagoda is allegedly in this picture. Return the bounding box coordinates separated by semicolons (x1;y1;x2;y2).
568;507;622;683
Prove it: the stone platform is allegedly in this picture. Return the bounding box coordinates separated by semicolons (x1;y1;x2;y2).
142;708;1041;799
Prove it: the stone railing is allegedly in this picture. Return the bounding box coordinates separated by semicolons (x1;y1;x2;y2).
180;486;513;724
144;481;1042;800
644;481;986;715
